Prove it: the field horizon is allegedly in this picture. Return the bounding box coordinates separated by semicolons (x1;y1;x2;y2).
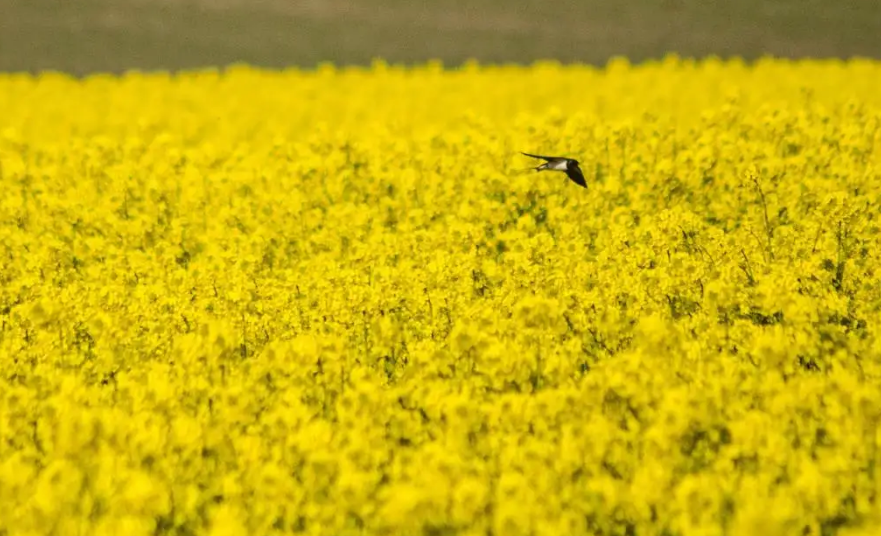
3;0;881;74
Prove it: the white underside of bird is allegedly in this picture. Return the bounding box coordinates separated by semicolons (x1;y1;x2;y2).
547;160;568;171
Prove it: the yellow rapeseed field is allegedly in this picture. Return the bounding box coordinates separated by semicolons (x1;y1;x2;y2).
2;57;881;536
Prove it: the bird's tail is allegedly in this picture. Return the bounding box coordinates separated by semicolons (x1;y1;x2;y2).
513;161;549;174
511;166;541;176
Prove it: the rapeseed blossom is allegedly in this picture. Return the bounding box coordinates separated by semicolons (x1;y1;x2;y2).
1;57;881;535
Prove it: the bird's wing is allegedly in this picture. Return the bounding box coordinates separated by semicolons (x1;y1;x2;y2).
521;152;561;161
567;164;587;188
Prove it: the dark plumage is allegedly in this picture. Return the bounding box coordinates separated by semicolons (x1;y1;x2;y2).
521;152;586;188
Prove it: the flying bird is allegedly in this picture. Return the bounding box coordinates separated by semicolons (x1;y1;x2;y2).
521;152;586;188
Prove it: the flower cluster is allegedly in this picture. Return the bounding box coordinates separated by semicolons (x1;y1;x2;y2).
1;57;881;535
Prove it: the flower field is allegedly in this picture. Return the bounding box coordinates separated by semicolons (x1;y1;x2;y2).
2;57;881;535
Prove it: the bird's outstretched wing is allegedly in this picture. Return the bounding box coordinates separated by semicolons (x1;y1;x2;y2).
521;152;563;161
567;164;587;188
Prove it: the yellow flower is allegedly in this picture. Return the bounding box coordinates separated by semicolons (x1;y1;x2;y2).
2;57;881;535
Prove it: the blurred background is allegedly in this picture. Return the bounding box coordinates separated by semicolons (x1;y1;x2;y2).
2;0;880;75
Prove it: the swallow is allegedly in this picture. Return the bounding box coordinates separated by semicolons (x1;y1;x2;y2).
521;152;586;188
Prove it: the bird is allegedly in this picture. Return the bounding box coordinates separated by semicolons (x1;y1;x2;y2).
521;152;586;188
